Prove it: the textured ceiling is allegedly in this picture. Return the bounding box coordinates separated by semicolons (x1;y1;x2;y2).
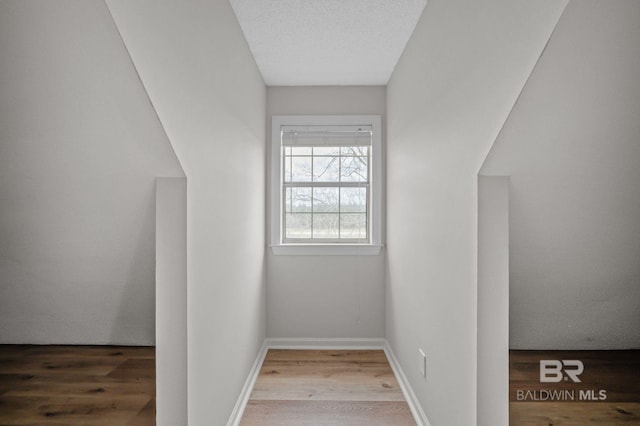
229;0;427;86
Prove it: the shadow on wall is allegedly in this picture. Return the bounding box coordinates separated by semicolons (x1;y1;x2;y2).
111;186;157;346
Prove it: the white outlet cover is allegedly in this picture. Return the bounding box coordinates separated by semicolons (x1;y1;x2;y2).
419;349;426;378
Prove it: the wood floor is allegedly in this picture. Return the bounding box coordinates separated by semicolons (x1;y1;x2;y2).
510;350;640;425
0;345;155;425
240;349;416;425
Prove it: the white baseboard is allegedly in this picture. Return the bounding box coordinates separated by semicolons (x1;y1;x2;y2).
266;337;386;350
226;341;268;426
384;340;431;426
227;338;430;426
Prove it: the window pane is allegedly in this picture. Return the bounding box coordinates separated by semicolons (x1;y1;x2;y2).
313;187;339;212
313;214;339;239
291;156;312;182
285;213;311;239
341;146;368;157
340;214;367;239
313;156;339;182
285;187;311;212
291;146;312;156
314;146;340;156
340;187;367;212
284;155;291;182
341;156;368;182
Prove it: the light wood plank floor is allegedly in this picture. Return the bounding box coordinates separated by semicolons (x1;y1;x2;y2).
0;345;155;425
510;350;640;425
240;349;416;425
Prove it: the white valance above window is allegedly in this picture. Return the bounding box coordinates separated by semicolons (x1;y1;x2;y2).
281;125;373;147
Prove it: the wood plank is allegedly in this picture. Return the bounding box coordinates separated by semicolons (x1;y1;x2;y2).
250;378;405;401
0;345;154;359
0;357;124;377
107;358;155;380
2;376;155;398
264;349;390;363
241;400;416;426
0;395;151;425
510;402;640;424
0;374;36;397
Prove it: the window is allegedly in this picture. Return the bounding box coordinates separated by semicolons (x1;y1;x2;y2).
271;116;382;255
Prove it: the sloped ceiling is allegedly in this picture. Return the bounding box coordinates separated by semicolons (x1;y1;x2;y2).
229;0;427;86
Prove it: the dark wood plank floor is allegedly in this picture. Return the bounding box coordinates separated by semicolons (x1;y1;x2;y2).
510;350;640;425
0;345;155;425
240;349;416;426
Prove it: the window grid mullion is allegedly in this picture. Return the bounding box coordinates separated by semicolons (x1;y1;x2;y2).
284;182;367;188
310;147;314;239
338;150;342;239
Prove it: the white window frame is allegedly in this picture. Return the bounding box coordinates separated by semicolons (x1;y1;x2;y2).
271;115;382;255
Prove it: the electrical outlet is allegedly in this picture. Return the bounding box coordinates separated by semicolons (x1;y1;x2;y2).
419;349;426;378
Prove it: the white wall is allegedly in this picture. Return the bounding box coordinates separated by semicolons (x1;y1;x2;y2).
105;1;267;424
0;0;184;345
480;0;640;350
266;86;386;339
155;178;188;426
385;0;567;424
477;176;509;426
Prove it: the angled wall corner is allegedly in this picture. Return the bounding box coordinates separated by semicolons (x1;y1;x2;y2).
385;1;567;424
155;177;188;426
480;0;640;350
0;0;184;346
106;1;267;423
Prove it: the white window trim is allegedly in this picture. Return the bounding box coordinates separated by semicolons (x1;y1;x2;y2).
270;115;382;255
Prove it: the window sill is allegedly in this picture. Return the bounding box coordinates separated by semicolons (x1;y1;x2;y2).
270;244;383;256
